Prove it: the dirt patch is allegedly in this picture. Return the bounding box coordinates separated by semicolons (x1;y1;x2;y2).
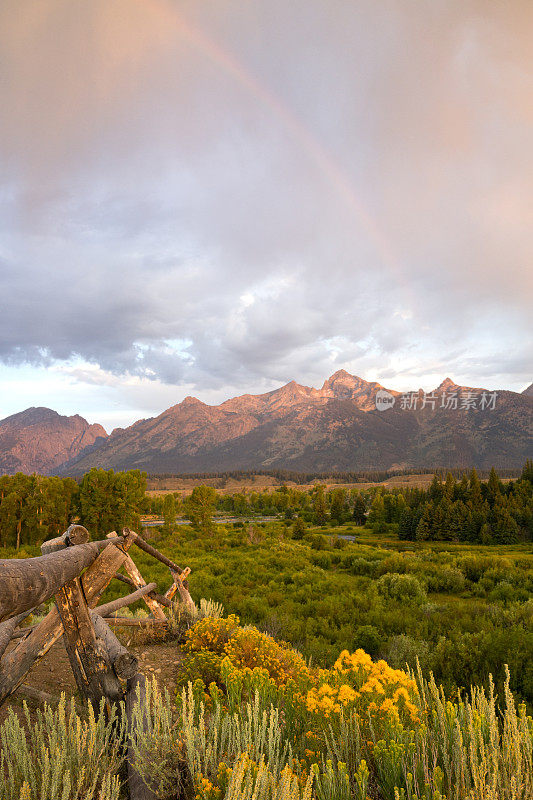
0;634;182;728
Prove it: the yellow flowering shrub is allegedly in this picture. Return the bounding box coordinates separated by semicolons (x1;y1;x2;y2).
194;762;233;800
305;649;420;727
183;615;311;690
224;627;311;686
177;649;225;689
184;614;241;655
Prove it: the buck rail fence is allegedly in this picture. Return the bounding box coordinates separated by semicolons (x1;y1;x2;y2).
0;525;194;800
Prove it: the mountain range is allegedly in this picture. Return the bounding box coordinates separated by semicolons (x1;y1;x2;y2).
0;407;107;476
0;371;531;476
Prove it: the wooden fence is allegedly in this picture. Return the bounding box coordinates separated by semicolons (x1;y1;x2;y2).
0;525;193;799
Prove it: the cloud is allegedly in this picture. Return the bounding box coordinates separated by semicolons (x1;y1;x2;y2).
0;0;531;409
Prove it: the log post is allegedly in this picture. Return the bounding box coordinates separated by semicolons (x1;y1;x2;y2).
90;612;138;680
46;537;123;705
0;531;134;706
0;611;30;660
170;569;196;613
163;567;190;604
114;572;137;588
16;684;58;706
11;616;171;636
109;534;167;621
54;578;123;704
41;524;90;553
102;618;168;629
0;540;115;622
122;555;167;620
113;573;173;608
130;532;187;575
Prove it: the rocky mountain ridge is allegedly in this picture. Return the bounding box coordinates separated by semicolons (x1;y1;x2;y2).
1;372;531;475
0;407;107;476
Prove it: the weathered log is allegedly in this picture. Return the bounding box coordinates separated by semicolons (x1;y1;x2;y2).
114;572;136;588
125;673;158;800
95;583;158;618
90;612;138;680
55;577;123;704
122;553;167;620
113;572;173;608
130;531;186;575
103;618;169;628
170;569;196;613
0;612;30;660
164;582;178;602
41;524;90;553
0;532;134;706
164;566;191;605
10;608;171;638
44;532;124;704
111;533;166;621
0;540;116;623
10;625;37;639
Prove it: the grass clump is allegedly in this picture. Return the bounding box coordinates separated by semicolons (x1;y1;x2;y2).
0;695;123;800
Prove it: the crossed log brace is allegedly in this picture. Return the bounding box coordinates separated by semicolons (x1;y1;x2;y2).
0;526;194;800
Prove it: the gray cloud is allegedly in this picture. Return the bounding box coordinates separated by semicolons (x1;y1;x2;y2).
0;0;531;405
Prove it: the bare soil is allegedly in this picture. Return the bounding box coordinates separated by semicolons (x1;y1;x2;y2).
0;634;181;728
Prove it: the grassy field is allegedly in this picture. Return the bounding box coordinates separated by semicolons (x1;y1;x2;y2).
92;520;533;711
2;518;532;799
7;515;531;711
145;472;439;496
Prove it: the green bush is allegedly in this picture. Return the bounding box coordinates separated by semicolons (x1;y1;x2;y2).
177;649;224;688
376;572;426;604
353;624;381;656
426;566;466;593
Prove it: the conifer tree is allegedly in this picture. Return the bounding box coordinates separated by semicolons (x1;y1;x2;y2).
162;493;177;533
292;516;306;539
352;493;367;525
312;486;327;526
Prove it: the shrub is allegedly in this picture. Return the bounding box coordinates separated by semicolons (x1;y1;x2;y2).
184;615;311;688
184;614;240;655
292;517;306;540
426;566;466;593
376;573;426;604
342;555;376;576
312;553;332;569
352;625;381;656
306;649;421;731
310;534;328;550
177;649;225;688
385;634;431;672
459;555;501;582
224;627;310;686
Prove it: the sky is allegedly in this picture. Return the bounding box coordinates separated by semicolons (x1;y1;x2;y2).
1;0;532;432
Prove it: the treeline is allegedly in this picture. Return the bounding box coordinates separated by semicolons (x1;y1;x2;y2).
0;469;147;549
146;483;368;527
396;462;533;544
147;466;522;487
148;462;533;544
147;467;437;486
1;462;531;548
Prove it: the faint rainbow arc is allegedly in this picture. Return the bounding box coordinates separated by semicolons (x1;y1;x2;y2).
147;0;406;288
